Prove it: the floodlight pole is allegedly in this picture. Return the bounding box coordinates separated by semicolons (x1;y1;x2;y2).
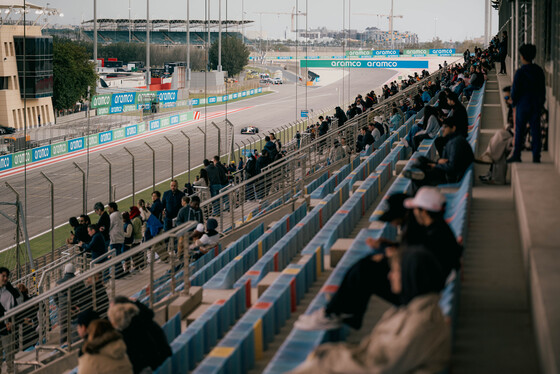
146;0;151;87
186;0;191;95
93;0;97;67
218;0;222;72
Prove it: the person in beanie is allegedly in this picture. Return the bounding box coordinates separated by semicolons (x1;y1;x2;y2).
75;309;100;357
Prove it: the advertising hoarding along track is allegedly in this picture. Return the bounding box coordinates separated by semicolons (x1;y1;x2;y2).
299;60;429;69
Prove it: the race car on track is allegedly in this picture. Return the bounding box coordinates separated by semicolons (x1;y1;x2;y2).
240;126;259;134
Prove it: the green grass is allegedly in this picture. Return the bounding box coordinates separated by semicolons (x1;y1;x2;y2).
2;112;309;269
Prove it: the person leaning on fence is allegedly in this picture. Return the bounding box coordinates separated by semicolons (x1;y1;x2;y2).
0;267;22;374
289;248;450;374
162;180;185;231
108;296;171;374
93;202;111;247
78;319;133;374
79;224;108;263
67;216;90;245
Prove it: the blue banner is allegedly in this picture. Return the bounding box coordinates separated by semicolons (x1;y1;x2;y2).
149;119;161;131
300;60;429;69
208;96;217;104
170;115;180;125
250;89;255;95
190;98;200;106
157;90;178;104
68;138;84;153
99;131;113;144
0;155;11;171
32;145;51;162
112;92;136;106
257;88;262;93
109;106;123;114
373;49;400;56
430;48;455;56
222;95;229;102
125;125;138;137
233;93;239;99
241;91;247;97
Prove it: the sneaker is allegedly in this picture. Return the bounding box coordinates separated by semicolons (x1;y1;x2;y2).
478;175;491;182
294;308;343;331
403;169;425;181
474;154;493;164
401;138;409;148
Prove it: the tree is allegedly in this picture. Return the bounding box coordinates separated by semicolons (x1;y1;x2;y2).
52;38;97;111
209;36;250;77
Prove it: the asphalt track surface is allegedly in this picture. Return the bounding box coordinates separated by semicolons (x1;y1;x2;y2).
0;68;398;254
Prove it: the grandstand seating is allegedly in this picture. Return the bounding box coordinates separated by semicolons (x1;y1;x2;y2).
261;84;485;374
81;30;242;45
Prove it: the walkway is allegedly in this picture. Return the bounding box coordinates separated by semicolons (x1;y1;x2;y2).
451;72;540;372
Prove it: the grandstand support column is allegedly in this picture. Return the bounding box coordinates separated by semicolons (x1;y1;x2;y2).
146;0;151;87
218;0;222;72
40;172;55;261
181;131;191;183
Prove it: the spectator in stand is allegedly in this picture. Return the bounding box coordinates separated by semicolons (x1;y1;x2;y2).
108;296;171;374
389;107;403;131
93;202;110;247
340;137;352;156
507;44;546;163
149;191;163;222
183;196;204;224
0;267;22;373
463;66;485;100
67;216;90;245
107;202;125;259
122;212;134;253
334;106;347;127
356;126;374;152
318;116;329;136
245;153;259;179
477;86;514;184
498;31;508;75
421;86;432;103
263;136;277;160
175;196;192;227
161;180;185;231
194;218;220;249
411;105;442;151
193;169;209;201
257;149;271;171
445;91;469;138
295;130;302;149
290;248;450;374
75;309;100;358
78;319;133;374
80;225;108;263
368;122;381;142
404;117;474;186
270;133;282;155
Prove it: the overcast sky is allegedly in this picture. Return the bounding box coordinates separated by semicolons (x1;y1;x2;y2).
37;0;498;42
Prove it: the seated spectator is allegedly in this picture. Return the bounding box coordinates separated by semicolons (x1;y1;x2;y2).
78;319;133;374
356;126;374;152
296;188;461;331
476;87;514;184
434;92;468;155
75;309;100;357
411;105;442;151
175;196;192;227
421;86;432;103
404;117;474;186
389;108;403;131
189;223;205;242
340;137;352;156
108;296;171;374
328;140;345;163
368;122;381;142
290;248;450;374
197;218;220;248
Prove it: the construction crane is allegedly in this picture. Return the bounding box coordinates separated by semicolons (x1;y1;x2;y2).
354;0;403;49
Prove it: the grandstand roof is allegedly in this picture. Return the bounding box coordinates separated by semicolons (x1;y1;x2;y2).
82;18;253;31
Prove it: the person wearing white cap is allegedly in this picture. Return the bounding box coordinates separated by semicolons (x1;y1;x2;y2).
295;187;462;332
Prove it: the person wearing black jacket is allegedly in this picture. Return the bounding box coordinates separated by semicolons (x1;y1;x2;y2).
498;31;508;74
161;180;185;231
68;216;90;245
108;296;172;374
356;126;374;152
405;117;474;186
149;191;163;222
80;225;108;262
93;202;110;246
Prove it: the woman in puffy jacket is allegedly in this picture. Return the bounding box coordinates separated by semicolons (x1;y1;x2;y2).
78;319;133;374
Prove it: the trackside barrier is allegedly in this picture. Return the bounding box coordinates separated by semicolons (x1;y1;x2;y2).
262;85;486;373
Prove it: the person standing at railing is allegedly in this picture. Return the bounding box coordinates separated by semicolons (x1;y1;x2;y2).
148;191;163;223
108;203;125;278
0;267;22;374
94;202;111;249
498;31;508;75
161;180;185;231
56;263;89;345
79;225;108;263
